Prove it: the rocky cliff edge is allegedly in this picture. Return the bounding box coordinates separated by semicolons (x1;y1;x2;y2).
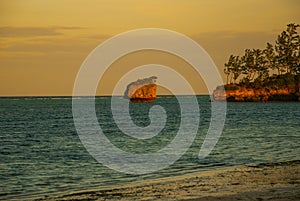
124;76;157;103
213;84;300;102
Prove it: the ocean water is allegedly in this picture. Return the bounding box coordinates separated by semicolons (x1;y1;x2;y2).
0;96;299;200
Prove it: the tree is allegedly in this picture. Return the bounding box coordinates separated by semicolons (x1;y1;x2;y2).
224;55;242;84
264;43;277;74
255;49;269;82
224;56;232;85
241;49;257;82
275;23;300;75
223;23;300;91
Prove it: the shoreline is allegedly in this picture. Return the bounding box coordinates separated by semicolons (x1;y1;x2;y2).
213;84;300;102
37;160;300;201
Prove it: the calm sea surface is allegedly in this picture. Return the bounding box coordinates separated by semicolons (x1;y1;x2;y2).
0;96;299;200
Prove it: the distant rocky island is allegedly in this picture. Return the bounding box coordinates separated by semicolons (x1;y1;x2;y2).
213;23;300;102
124;76;157;103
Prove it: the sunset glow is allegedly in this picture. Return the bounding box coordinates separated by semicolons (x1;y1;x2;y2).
1;0;299;95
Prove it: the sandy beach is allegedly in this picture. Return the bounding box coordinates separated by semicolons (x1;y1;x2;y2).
39;160;300;201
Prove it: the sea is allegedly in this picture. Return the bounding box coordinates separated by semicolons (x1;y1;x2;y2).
0;96;299;200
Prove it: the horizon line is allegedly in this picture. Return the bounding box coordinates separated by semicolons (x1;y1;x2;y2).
0;94;211;98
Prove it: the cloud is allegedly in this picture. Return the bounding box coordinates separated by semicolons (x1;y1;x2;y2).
190;30;279;63
86;34;112;40
0;39;90;55
0;34;108;59
187;30;280;78
0;26;84;38
191;30;279;52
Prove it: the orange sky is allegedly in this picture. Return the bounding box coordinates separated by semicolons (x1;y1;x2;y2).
0;0;299;96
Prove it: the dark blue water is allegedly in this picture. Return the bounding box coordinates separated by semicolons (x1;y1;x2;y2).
0;96;299;200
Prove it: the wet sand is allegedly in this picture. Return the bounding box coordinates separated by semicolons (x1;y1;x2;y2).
40;160;300;201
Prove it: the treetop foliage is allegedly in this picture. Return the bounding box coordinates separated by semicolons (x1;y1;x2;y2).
224;23;300;85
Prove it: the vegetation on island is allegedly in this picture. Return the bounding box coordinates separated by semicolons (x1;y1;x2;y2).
215;23;300;101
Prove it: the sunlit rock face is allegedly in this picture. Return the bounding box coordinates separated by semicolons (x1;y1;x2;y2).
213;84;299;102
124;76;157;103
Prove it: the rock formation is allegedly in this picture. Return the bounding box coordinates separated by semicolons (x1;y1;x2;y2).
124;76;157;103
213;84;299;102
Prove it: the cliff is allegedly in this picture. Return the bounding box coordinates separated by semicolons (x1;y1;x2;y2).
124;76;157;103
213;85;298;102
213;73;300;102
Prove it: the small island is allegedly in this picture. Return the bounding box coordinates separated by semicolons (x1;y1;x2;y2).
124;76;158;103
213;23;300;102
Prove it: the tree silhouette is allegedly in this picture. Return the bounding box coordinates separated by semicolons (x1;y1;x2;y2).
264;43;277;74
224;55;242;84
224;23;299;87
275;23;299;75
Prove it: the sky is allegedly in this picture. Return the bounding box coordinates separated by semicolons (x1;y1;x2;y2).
0;0;299;96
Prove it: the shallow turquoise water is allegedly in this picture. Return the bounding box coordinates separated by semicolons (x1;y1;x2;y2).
0;96;299;199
